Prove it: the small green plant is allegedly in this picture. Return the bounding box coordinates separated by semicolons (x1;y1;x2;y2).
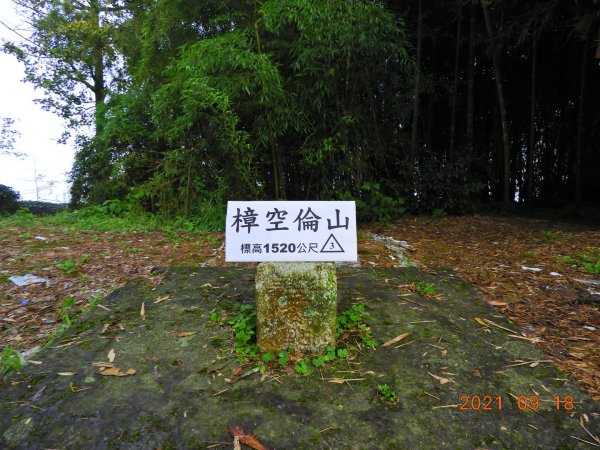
226;304;259;361
558;252;600;275
277;351;289;365
0;347;23;379
294;359;310;375
56;259;78;274
261;352;274;363
540;229;560;241
337;304;379;348
415;282;437;297
377;384;399;404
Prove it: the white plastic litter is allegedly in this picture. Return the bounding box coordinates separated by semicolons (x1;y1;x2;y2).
34;236;48;241
583;326;596;331
9;274;50;286
549;272;562;276
522;266;542;273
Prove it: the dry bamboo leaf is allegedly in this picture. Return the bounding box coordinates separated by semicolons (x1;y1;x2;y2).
140;302;145;320
474;317;488;327
428;372;454;385
382;333;410;347
99;367;136;377
488;300;509;307
154;295;171;304
108;348;116;363
178;332;197;337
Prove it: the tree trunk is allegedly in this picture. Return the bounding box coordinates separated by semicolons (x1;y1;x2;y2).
466;0;476;155
482;0;511;208
91;0;105;135
575;37;589;212
410;0;422;165
526;40;537;205
449;11;462;161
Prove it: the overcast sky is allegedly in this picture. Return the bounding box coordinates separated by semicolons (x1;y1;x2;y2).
0;2;73;203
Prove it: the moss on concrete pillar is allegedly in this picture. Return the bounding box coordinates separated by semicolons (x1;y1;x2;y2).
256;262;337;353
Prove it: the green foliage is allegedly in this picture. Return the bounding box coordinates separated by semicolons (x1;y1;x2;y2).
261;352;274;363
0;202;224;234
56;259;78;274
277;351;290;366
294;359;310;375
226;304;259;361
348;182;406;224
0;184;20;214
415;282;437;297
376;384;399;404
210;312;220;324
337;304;379;348
540;230;560;241
559;253;600;275
0;348;23;379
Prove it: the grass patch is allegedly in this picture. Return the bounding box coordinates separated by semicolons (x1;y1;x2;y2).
558;252;600;275
0;201;225;235
0;347;23;380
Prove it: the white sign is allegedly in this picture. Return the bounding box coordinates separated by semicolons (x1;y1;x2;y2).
225;201;357;262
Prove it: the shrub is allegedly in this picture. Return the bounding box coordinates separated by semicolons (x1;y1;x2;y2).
0;184;20;214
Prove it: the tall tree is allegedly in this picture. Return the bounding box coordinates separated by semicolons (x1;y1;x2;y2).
3;0;124;133
482;0;511;207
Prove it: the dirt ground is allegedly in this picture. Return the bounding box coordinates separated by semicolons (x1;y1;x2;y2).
1;215;599;401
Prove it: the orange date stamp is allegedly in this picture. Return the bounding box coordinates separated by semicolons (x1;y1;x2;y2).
458;395;575;411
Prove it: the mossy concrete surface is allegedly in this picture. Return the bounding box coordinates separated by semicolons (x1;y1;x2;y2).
256;262;337;352
0;267;598;449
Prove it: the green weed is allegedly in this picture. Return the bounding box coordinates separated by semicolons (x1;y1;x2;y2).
558;252;600;275
225;304;259;361
336;304;379;348
56;259;78;274
0;347;23;379
415;282;437;297
540;230;560;241
377;384;399;404
214;304;368;375
294;359;310;375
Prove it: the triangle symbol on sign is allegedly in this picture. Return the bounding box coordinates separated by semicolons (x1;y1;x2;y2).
320;234;344;253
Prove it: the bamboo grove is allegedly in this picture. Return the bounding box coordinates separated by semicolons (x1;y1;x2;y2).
4;0;599;217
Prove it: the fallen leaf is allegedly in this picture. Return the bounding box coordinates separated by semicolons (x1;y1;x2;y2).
382;333;410;347
57;372;76;376
472;370;481;377
140;302;145;320
108;348;116;363
178;332;197;337
488;300;509;307
474;317;488;327
154;295;171;304
227;424;269;450
233;366;243;377
99;367;136;377
428;372;454;385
